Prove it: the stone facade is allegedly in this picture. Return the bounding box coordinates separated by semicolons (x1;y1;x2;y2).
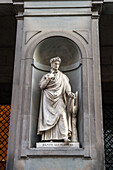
6;1;105;170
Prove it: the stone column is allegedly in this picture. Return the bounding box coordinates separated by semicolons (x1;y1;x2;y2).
6;8;24;170
92;1;105;169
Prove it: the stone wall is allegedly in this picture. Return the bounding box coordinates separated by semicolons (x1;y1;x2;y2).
7;1;105;170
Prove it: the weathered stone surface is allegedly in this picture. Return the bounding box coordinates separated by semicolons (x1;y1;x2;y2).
7;1;105;170
0;0;12;3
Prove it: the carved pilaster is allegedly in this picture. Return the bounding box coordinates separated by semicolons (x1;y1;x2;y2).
92;0;103;18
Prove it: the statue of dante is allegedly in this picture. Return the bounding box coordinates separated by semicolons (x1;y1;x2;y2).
37;57;78;143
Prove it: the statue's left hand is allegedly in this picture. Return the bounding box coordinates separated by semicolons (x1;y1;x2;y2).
68;92;75;99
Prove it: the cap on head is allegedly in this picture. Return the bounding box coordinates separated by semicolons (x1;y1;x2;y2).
50;57;61;64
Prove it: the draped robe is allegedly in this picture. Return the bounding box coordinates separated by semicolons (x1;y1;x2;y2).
37;70;72;141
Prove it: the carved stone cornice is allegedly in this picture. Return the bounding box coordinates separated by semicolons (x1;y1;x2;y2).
13;1;24;19
13;0;103;19
13;1;24;14
92;0;103;18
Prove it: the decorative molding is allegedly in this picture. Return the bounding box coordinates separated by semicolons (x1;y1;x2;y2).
73;30;89;44
25;31;42;44
13;2;24;14
92;0;103;18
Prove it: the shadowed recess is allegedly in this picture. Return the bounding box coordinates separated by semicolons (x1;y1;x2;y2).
33;36;80;67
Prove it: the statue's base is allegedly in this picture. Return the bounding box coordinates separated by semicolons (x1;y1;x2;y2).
36;142;80;148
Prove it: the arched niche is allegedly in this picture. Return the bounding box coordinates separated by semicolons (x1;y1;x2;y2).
34;36;80;67
30;36;82;147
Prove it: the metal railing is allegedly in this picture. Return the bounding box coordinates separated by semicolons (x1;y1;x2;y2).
0;105;10;170
103;105;113;170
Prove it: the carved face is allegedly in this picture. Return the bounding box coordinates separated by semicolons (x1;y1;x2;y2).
51;61;60;71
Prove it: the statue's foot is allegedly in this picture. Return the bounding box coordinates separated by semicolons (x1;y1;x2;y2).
64;138;70;144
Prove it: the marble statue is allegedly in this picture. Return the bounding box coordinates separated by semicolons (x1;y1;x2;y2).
37;57;78;143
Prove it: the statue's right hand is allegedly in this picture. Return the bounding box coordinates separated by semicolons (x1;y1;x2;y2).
48;73;55;79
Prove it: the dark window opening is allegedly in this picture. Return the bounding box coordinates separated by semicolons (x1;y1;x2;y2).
100;3;113;169
0;4;16;170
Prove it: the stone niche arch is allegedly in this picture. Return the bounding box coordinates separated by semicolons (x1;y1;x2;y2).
29;34;84;148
